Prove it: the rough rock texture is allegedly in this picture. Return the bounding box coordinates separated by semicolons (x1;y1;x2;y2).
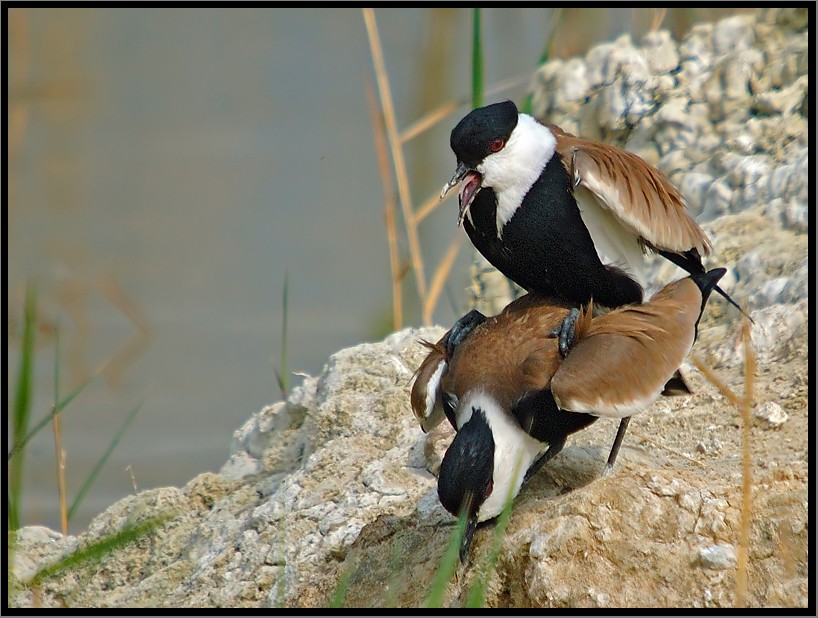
10;8;808;609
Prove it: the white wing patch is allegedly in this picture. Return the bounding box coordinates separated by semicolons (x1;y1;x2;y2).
417;359;447;433
574;186;649;291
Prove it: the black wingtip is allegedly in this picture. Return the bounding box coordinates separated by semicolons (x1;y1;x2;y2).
714;283;755;325
691;268;754;325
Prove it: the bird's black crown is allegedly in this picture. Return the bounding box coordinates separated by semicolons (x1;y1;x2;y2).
450;100;519;167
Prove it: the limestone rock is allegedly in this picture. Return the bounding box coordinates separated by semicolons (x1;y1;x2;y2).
9;8;808;610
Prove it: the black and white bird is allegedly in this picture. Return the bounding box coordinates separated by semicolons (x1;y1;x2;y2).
411;268;725;561
440;99;743;327
439;100;745;472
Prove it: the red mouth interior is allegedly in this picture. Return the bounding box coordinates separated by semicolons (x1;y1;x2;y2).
459;171;483;214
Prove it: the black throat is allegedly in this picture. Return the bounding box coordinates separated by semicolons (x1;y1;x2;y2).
463;156;643;308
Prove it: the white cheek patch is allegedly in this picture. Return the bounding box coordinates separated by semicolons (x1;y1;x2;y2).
478;115;557;236
469;393;546;522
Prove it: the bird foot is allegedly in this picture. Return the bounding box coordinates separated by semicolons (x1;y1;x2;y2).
549;307;580;357
446;309;487;358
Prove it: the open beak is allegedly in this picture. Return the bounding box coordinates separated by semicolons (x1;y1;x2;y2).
459;513;479;563
440;162;483;227
440;161;468;200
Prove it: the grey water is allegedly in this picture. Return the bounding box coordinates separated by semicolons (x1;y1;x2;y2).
8;7;658;533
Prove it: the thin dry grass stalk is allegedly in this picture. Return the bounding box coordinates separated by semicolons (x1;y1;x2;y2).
8;8;31;163
629;428;706;469
400;100;460;144
362;8;428;310
414;192;449;226
51;413;68;535
423;234;463;325
736;317;755;608
365;76;402;329
692;316;755;608
649;8;668;32
689;356;743;408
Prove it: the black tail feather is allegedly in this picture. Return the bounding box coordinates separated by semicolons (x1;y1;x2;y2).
658;249;753;324
690;267;726;307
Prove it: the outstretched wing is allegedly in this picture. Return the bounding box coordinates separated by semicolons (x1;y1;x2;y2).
549;124;711;258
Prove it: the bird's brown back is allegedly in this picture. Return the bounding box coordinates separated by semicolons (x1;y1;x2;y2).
441;294;576;411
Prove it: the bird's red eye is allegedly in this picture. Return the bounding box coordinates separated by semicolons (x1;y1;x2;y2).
489;139;504;153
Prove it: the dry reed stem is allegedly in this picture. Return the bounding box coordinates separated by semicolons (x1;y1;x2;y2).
96;274;153;386
402;71;533;145
423;234;463;325
51;411;68;535
365;76;402;329
400;100;460;144
8;8;31;162
689;355;743;408
414;191;450;226
649;8;668;32
362;8;428;309
692;317;755;608
736;317;755;607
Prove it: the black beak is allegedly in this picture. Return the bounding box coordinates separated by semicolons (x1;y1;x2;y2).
440;161;468;200
459;513;479;563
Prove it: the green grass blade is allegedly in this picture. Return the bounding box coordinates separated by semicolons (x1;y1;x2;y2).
464;500;513;607
465;455;522;608
329;560;355;608
424;511;468;608
274;271;290;398
67;401;143;522
7;376;95;462
30;512;173;585
471;8;484;108
9;284;37;532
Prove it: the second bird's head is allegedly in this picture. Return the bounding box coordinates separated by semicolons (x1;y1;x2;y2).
437;397;533;563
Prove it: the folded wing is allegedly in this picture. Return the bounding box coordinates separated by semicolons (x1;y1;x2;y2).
550;277;702;418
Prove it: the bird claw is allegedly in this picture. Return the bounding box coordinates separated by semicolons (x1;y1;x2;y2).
445;309;487;358
549;308;580;357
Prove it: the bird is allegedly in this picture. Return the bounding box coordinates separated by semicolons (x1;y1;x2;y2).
410;267;726;561
439;99;746;476
439;99;746;338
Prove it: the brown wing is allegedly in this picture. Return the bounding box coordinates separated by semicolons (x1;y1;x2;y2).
548;124;711;257
551;277;702;418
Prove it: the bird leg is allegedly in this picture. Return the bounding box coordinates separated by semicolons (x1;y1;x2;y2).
602;417;631;476
523;437;566;484
445;309;487;358
548;307;580;357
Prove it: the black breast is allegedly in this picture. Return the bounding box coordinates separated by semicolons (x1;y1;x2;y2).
464;156;643;308
512;389;597;445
